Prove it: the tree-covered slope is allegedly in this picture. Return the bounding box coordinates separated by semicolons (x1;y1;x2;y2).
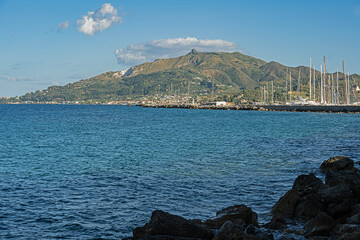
12;49;360;103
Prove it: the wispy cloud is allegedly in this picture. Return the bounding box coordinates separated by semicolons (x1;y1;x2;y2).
115;37;238;66
0;76;34;82
58;21;69;32
0;76;37;83
77;3;122;36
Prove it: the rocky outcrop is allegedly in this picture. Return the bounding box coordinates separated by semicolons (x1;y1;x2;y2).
205;204;258;229
127;156;360;240
320;156;354;173
132;210;213;240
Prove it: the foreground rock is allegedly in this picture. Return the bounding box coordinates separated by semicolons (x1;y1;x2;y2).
127;156;359;240
320;156;355;173
133;210;213;240
205;204;258;229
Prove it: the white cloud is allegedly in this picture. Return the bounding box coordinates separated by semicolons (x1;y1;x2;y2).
58;21;69;31
0;76;35;82
0;76;38;85
77;3;122;36
114;37;238;66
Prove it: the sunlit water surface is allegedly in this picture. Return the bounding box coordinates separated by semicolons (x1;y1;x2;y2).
0;105;359;239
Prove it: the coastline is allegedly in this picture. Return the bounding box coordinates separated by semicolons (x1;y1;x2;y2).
2;102;360;113
137;103;360;113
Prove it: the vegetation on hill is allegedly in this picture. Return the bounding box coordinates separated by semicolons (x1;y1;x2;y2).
2;49;360;104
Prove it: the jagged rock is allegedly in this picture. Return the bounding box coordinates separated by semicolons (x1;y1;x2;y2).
264;215;287;230
244;224;274;240
213;220;245;240
282;228;303;236
133;210;213;240
327;198;357;220
213;220;234;240
130;236;207;240
331;224;360;239
308;237;331;240
337;232;360;240
350;204;360;216
292;173;324;197
351;185;360;201
317;184;353;204
295;194;323;220
303;212;336;237
271;189;300;218
325;170;360;186
320;156;354;173
348;213;360;224
205;205;258;229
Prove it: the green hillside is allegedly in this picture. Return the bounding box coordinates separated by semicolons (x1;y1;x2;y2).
4;49;360;103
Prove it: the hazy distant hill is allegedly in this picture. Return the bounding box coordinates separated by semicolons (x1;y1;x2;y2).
14;49;360;103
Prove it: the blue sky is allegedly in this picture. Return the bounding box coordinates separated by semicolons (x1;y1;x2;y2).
0;0;359;97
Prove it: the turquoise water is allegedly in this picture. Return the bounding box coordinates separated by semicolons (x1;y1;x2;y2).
0;105;359;239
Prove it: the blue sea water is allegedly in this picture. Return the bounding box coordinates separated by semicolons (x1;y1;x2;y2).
0;104;359;239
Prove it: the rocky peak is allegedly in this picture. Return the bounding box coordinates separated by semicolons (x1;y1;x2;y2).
189;48;200;55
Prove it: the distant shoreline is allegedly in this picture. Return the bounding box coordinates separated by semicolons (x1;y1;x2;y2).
1;103;360;113
138;103;360;113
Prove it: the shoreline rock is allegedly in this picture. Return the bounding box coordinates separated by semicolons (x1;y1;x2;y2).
126;156;360;240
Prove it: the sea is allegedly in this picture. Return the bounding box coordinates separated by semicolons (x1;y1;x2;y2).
0;104;359;239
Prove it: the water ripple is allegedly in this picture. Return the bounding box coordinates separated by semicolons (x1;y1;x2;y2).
0;105;359;239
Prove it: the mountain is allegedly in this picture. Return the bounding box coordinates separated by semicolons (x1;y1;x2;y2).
8;50;360;103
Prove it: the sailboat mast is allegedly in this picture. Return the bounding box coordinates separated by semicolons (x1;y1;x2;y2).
348;72;351;104
309;58;312;101
343;60;346;104
331;72;334;104
285;69;288;103
289;71;292;102
272;81;274;104
320;65;323;104
324;56;327;104
313;66;316;102
336;69;339;104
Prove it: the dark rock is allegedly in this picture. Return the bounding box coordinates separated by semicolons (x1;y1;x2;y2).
348;213;360;224
338;232;360;240
271;189;300;218
303;212;336;237
308;237;331;240
350;204;360;216
317;184;353;204
292;173;324;197
320;156;354;173
351;185;360;201
325;170;360;186
233;218;246;229
295;194;323;220
331;224;360;239
213;220;245;240
264;215;287;230
205;205;258;229
131;236;206;240
133;210;213;240
244;224;274;240
327;198;357;220
213;220;234;240
281;228;304;240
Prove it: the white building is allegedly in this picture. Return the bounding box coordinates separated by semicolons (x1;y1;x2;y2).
216;101;227;106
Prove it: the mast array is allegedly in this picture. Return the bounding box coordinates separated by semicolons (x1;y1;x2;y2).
262;57;357;105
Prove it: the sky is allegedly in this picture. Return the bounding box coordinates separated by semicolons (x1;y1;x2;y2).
0;0;359;97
